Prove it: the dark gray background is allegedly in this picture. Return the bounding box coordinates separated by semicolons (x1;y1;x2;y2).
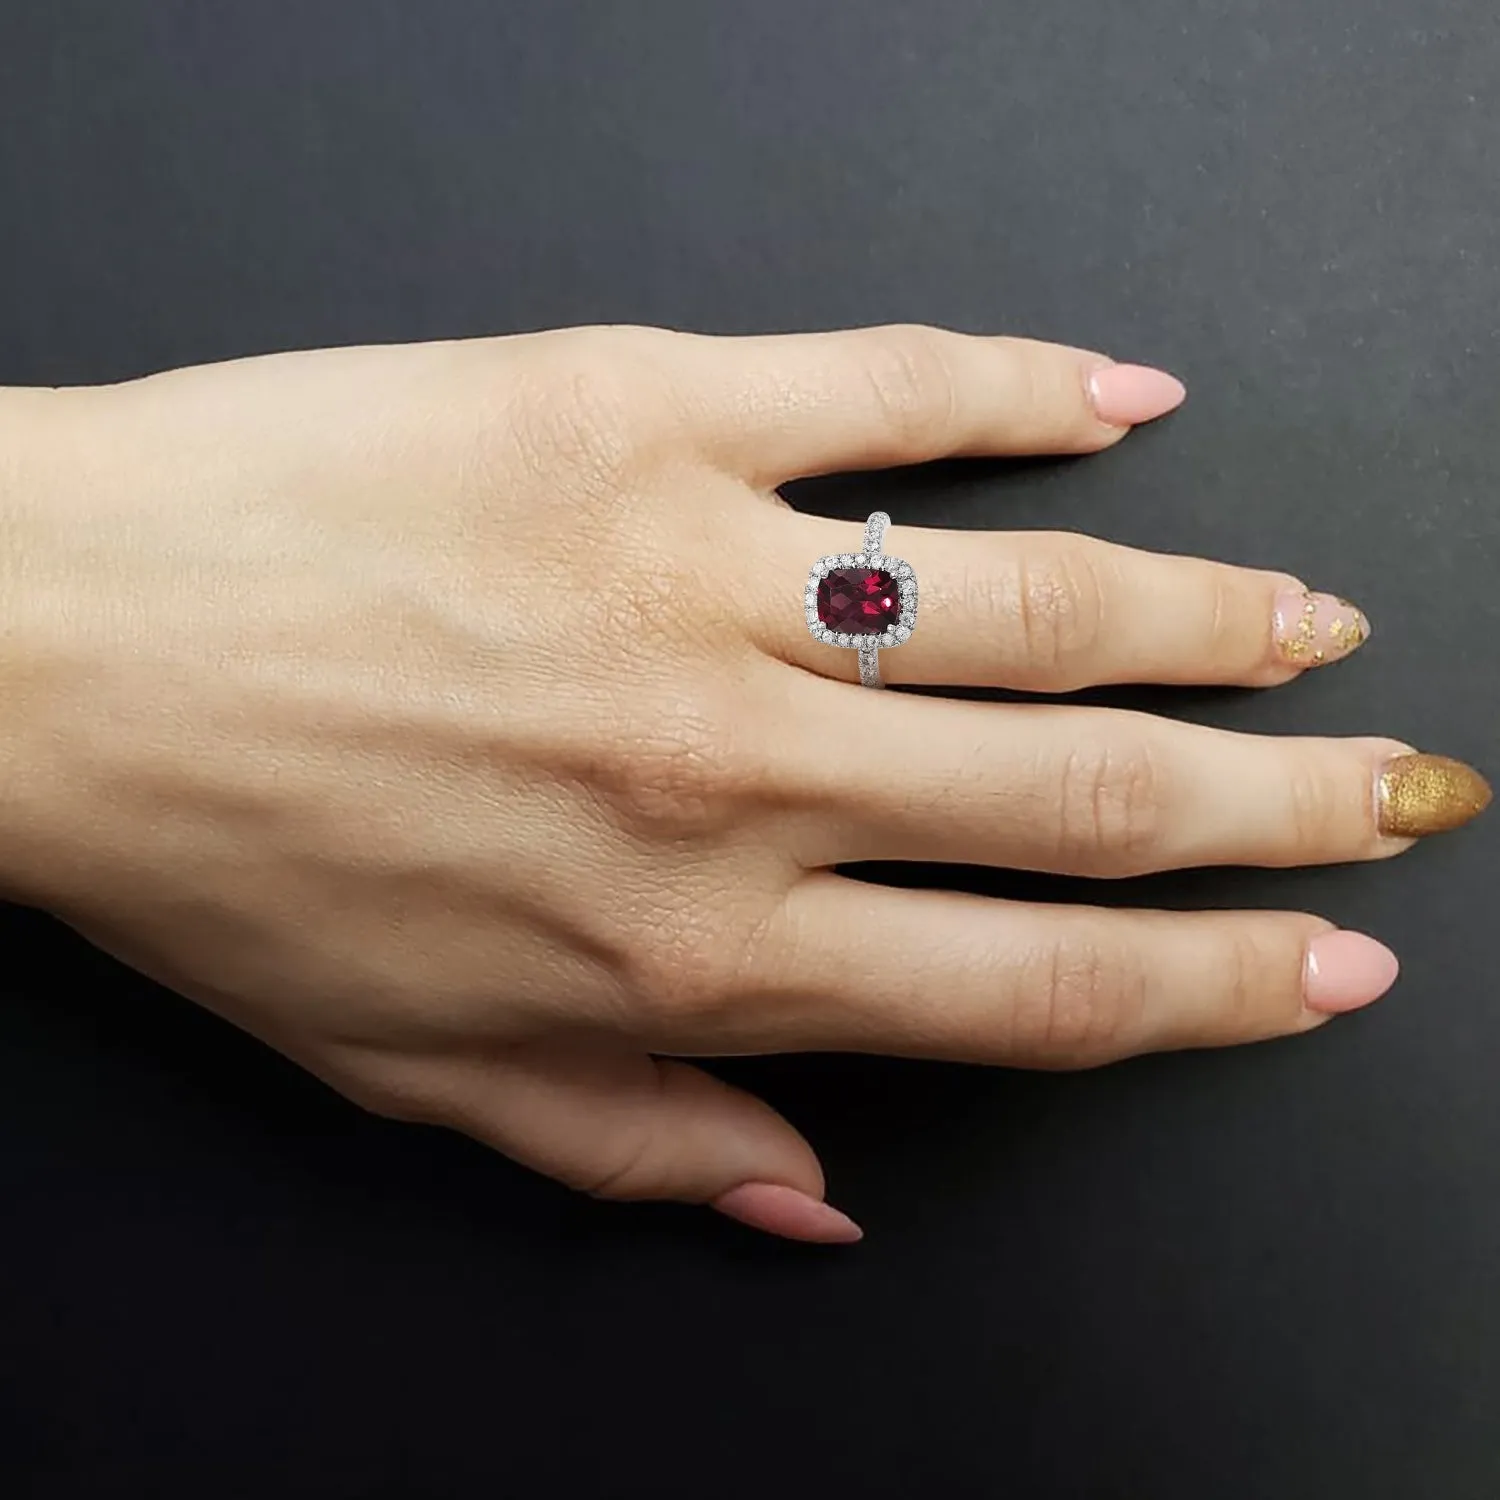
1;2;1497;1496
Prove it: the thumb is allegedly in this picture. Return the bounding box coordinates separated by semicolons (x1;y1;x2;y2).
442;1040;862;1245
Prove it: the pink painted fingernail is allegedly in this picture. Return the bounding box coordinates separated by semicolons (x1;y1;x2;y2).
1273;588;1372;668
1303;931;1400;1015
712;1183;864;1244
1087;364;1187;426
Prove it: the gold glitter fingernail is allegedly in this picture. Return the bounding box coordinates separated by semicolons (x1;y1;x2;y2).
1377;754;1493;838
1273;587;1371;668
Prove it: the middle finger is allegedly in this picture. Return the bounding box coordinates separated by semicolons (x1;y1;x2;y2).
788;682;1489;874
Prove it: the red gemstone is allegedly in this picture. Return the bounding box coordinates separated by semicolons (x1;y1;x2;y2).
817;568;900;634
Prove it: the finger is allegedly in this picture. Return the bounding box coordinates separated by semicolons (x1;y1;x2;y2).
668;325;1184;484
771;519;1371;690
787;686;1491;873
714;876;1400;1066
412;1040;860;1245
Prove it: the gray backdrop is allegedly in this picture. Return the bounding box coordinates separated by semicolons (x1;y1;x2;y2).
1;3;1496;1496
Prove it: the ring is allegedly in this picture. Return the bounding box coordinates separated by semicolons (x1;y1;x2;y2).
804;511;919;689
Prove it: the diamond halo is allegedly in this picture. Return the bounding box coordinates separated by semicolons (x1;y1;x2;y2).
803;512;917;688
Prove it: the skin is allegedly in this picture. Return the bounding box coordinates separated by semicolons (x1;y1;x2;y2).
0;325;1433;1241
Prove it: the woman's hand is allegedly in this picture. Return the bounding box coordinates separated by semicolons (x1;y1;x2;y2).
1;326;1487;1243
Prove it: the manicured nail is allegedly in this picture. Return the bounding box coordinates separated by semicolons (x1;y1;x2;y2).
1304;931;1400;1014
1087;364;1187;426
712;1183;864;1244
1377;753;1492;838
1273;588;1371;668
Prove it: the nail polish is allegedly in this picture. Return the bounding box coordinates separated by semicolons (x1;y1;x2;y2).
712;1182;864;1244
1304;931;1400;1014
1377;753;1492;838
1087;364;1187;427
1273;588;1371;668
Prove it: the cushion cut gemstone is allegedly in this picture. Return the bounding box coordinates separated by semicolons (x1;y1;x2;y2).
817;567;900;634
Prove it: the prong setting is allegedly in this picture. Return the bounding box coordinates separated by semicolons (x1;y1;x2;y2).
804;554;918;647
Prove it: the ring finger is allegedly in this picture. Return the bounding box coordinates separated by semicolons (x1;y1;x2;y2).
771;517;1371;691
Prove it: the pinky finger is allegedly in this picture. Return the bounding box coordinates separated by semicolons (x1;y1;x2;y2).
746;877;1400;1068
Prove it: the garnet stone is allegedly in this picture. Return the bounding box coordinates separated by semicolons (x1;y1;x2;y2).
817;567;900;634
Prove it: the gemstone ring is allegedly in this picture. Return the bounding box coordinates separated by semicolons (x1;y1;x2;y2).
804;511;918;689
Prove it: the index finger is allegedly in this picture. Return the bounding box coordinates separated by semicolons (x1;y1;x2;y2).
665;324;1185;484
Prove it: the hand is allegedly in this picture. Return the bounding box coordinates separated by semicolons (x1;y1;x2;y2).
1;326;1487;1243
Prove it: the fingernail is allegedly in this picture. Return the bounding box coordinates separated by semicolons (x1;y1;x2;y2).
1087;364;1187;426
1304;931;1400;1014
1377;753;1493;838
1273;588;1371;668
712;1183;864;1244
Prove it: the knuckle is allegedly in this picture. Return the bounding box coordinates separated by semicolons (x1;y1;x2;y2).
1197;565;1274;676
1008;543;1107;682
1006;345;1052;430
1198;921;1306;1043
511;329;679;479
598;697;745;839
861;325;959;448
615;912;749;1031
1014;937;1147;1066
1284;754;1353;855
1217;928;1271;1038
574;1118;665;1202
532;358;636;472
1054;733;1165;875
1203;569;1242;663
